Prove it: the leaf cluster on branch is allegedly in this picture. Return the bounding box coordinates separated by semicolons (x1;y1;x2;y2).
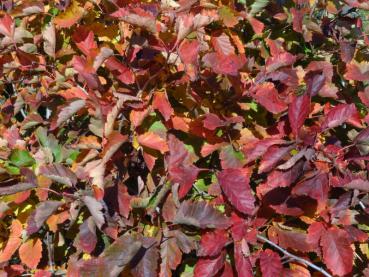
0;0;369;276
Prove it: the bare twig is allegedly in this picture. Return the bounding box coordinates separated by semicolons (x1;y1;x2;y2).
257;234;332;277
46;232;55;273
147;178;170;217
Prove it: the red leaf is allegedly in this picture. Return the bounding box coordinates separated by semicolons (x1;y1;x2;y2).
219;144;245;169
138;132;169;154
152;91;174;121
167;135;200;198
178;39;200;80
269;226;313;253
359;87;369;107
266;52;296;73
292;172;329;211
344;225;368;243
117;185;131;218
26;201;62;235
19;238;42;269
174;201;231;229
203;52;246;76
305;71;326;96
234;242;253;277
194;251;226;277
253;83;287;114
50;99;86;130
162;193;177;222
243;138;287;163
320;227;353;276
344;61;369;81
219;262;235;277
111;7;161;34
258;145;293;173
159;229;182;277
105;57;135;84
203;114;225;130
344;178;369;191
72;56;101;89
212;33;235;56
72;27;98;57
259;249;282;277
201;142;227;157
257;161;304;197
247;16;264;34
34;270;52;277
340;41;355;63
74;217;97;254
131;237;159;277
288;93;310;137
0;14;14;37
291;8;307;33
198;230;229;257
178;39;200;64
217;168;255;215
82;196;105;229
101;132;128;163
306;222;325;248
321;103;357;130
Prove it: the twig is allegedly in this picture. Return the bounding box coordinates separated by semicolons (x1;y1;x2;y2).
359;201;367;211
136;49;174;98
147;178;170;217
46;232;55;273
257;234;332;277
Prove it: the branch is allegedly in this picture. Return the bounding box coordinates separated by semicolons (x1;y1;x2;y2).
46;232;55;273
256;234;332;277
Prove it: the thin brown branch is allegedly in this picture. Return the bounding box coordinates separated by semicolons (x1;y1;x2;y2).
257;234;332;277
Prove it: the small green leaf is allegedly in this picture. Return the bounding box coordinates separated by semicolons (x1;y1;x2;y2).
66;150;80;164
10;150;35;168
4;164;20;175
149;120;167;134
250;0;270;16
249;101;258;112
195;179;207;191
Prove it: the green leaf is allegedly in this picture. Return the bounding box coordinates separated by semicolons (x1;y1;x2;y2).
4;164;20;175
35;127;63;162
10;150;35;168
66;149;80;165
35;126;48;147
250;0;269;16
149;120;167;134
194;178;207;191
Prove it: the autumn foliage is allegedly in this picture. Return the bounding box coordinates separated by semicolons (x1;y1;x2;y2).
1;0;369;276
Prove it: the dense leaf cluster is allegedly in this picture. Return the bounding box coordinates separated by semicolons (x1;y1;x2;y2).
0;0;369;276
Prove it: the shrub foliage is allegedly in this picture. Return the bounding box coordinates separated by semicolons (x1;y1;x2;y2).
0;0;369;276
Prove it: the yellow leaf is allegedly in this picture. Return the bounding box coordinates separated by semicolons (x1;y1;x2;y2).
82;253;91;260
54;1;85;29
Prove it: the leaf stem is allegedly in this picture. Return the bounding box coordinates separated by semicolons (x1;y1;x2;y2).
256;234;332;277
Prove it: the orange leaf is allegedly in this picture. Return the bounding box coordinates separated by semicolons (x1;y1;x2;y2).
19;238;42;269
54;1;84;29
137;132;169;154
0;220;22;263
152;91;174;121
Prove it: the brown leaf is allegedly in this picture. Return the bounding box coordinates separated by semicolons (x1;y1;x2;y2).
174;200;231;229
42;22;56;58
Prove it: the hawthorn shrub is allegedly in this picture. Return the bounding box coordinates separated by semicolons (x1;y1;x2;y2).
0;0;369;276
